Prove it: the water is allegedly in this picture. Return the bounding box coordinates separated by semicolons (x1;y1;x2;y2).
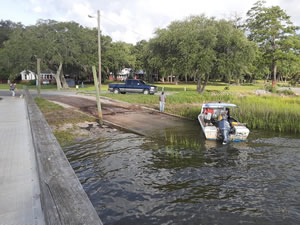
64;127;300;225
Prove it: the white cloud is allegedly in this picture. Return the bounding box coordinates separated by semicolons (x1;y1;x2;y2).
32;6;42;13
2;0;299;44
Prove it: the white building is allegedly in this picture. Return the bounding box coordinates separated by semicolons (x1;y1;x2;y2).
20;70;36;81
20;70;55;83
117;68;132;81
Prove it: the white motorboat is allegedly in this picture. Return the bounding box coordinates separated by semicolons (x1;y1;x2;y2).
198;103;250;144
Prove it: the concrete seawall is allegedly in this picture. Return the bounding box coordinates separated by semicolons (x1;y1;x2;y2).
24;87;103;225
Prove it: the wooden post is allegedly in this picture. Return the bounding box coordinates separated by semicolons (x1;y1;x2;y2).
37;58;41;97
92;66;103;125
97;10;102;91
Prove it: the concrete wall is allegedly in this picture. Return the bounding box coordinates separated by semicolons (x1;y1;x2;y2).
24;87;103;225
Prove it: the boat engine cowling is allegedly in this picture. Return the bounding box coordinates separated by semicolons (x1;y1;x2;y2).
219;119;230;144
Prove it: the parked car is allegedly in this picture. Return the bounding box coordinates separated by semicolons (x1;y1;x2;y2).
108;79;157;95
42;80;50;85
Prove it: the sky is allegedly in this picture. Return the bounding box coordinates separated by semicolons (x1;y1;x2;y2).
0;0;299;44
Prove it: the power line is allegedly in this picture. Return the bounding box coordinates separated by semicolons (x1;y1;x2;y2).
100;14;149;39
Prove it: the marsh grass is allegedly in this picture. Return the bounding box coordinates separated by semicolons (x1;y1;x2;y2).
232;96;300;133
53;130;78;146
166;134;202;149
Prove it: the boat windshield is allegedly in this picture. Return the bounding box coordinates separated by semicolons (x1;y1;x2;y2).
204;103;237;109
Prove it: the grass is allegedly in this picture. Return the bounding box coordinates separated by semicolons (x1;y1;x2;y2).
102;89;300;133
35;97;64;113
155;82;261;94
0;83;109;91
35;97;96;126
232;96;300;133
53;130;78;147
35;97;97;145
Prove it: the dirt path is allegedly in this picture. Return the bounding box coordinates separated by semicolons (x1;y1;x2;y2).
45;95;199;137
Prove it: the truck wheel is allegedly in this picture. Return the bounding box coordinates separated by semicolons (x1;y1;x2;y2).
143;89;149;95
120;92;126;94
113;88;120;94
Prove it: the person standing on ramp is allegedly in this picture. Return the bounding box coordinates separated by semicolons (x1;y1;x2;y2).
159;91;166;112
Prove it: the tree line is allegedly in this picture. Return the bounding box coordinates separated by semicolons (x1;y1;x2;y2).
0;0;299;92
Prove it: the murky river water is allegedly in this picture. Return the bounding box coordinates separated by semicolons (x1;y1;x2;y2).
64;124;300;225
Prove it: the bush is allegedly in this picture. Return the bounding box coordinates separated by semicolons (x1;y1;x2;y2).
265;84;276;93
30;80;36;85
276;89;294;95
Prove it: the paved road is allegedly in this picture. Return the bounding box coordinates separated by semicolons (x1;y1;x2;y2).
278;87;300;95
0;95;45;224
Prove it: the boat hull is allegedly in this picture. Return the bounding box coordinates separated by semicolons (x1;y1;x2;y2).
198;115;249;142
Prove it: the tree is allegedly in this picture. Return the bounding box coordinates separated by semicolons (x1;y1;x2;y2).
146;15;256;92
131;40;148;71
148;16;218;91
246;0;300;85
0;20;23;48
105;41;136;78
0;26;40;81
0;20;100;88
214;19;257;84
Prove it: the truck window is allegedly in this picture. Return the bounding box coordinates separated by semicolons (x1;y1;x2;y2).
140;80;145;85
126;80;132;85
132;80;138;85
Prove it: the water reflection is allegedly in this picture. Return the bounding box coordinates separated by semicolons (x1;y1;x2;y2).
64;129;300;225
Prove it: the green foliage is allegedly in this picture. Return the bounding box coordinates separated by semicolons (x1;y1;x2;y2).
0;19;136;83
214;20;257;83
246;0;300;82
0;20;23;47
145;15;256;91
104;41;136;77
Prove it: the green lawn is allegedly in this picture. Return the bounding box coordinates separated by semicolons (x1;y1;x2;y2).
154;82;263;94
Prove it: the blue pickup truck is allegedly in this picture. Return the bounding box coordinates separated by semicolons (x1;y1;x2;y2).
108;79;158;95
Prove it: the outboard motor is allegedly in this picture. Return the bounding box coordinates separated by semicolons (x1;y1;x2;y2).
219;119;231;144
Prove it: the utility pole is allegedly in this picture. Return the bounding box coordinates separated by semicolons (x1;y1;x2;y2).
97;10;102;91
92;66;103;125
37;58;41;97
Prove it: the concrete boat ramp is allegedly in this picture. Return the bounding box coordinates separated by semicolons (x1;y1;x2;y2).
45;94;201;138
0;90;103;225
